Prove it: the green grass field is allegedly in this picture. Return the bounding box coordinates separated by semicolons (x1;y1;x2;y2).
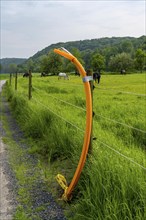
2;73;146;220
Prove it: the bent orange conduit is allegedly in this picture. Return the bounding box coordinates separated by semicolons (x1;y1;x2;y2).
54;48;92;201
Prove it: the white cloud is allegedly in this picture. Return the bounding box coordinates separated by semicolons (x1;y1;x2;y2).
1;0;145;58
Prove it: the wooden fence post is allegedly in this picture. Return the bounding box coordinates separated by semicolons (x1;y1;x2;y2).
28;70;32;100
10;73;12;85
15;72;18;91
86;69;93;153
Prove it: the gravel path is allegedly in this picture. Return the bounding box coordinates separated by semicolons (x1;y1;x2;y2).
0;137;17;220
0;80;67;220
0;80;16;220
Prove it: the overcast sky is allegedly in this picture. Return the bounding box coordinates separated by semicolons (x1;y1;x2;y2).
1;0;145;58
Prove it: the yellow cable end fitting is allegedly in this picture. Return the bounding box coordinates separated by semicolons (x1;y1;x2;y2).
56;174;69;201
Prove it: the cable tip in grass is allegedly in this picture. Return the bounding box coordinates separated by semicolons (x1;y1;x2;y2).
56;174;71;201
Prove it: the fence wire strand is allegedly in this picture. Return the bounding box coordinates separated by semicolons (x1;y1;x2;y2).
32;97;84;132
33;86;146;134
33;86;86;111
38;78;146;97
94;140;146;171
32;97;146;171
96;87;146;97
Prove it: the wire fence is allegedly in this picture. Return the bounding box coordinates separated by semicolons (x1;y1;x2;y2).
33;85;146;134
93;141;146;171
46;79;146;97
96;87;146;97
32;97;146;171
32;97;84;132
8;74;146;171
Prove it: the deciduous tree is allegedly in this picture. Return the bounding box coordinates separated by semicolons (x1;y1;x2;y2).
40;50;63;75
109;53;133;72
9;63;17;73
91;53;105;72
134;49;146;73
27;58;34;71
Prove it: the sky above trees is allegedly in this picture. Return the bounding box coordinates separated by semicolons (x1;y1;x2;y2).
1;0;145;58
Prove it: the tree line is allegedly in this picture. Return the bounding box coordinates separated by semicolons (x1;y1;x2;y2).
1;36;146;74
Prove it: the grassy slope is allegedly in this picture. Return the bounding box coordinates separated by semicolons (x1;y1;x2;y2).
2;73;146;220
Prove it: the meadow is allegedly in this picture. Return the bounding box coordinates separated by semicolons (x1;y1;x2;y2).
1;72;146;220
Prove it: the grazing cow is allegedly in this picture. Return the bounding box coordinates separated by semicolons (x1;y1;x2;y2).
41;72;49;77
75;70;80;76
58;72;69;80
120;69;126;75
23;72;29;77
93;72;101;84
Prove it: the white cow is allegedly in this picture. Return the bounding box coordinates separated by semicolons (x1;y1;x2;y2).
58;72;69;80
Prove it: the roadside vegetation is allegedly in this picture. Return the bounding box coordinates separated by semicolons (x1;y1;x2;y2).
1;72;146;220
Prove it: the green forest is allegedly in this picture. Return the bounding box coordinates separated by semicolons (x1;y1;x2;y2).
0;35;146;74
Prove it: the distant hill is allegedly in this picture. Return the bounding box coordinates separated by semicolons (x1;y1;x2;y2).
0;58;27;65
1;36;145;73
0;58;27;73
25;35;145;72
29;35;146;61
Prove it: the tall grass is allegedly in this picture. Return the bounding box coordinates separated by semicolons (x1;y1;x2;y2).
3;73;146;219
75;153;145;220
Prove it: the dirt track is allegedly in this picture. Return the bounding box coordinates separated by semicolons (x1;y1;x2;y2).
0;80;15;220
0;138;15;220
